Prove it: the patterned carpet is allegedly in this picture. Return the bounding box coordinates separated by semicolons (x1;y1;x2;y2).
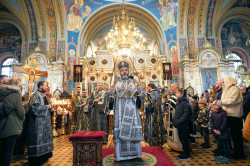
11;134;250;166
103;152;157;166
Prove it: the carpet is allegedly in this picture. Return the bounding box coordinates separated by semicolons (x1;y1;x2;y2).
103;147;174;166
103;152;157;166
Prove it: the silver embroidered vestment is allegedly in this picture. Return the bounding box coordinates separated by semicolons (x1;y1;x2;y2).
113;78;143;161
74;96;90;132
27;91;53;158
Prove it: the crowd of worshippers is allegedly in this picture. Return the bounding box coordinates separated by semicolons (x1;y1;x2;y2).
0;73;249;165
159;78;249;163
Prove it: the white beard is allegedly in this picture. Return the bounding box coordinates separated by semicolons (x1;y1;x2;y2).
121;74;128;80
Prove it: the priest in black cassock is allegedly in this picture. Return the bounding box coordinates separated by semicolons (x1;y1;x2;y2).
144;83;166;146
27;81;53;165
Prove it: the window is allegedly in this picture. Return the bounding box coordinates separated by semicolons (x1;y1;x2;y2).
225;53;242;71
1;58;18;77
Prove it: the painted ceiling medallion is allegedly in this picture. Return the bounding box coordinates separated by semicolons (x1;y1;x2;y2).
89;59;96;65
151;57;157;64
138;58;144;64
102;59;108;65
152;74;157;79
90;76;95;81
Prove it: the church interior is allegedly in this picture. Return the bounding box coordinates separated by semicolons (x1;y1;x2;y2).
0;0;250;165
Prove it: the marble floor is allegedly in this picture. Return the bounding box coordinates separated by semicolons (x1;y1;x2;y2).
11;134;250;166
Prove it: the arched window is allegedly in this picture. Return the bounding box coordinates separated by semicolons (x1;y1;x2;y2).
225;53;242;71
1;58;18;77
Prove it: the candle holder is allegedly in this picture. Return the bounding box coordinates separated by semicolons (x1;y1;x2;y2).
52;104;58;137
61;107;66;135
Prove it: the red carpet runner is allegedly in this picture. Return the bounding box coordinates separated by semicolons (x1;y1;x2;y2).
103;147;174;166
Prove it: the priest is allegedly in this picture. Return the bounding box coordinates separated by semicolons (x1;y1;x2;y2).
27;81;53;165
89;83;109;143
144;83;166;146
109;61;144;161
74;89;90;132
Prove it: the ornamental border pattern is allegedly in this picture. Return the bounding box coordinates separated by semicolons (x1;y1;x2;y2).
187;0;199;58
35;0;46;39
43;0;57;61
179;0;186;35
206;0;217;36
56;1;64;38
198;0;206;35
24;0;37;41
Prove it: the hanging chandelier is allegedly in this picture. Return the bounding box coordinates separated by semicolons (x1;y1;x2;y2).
105;0;147;57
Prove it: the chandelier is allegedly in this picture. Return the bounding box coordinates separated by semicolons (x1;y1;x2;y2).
105;0;147;57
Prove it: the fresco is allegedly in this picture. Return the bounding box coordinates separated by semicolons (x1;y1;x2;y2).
231;0;250;9
0;23;22;61
221;22;249;54
200;68;217;92
171;76;179;84
64;0;179;90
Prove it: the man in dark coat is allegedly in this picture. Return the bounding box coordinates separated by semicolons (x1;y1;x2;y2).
144;83;166;146
241;86;250;120
173;88;191;160
28;81;53;165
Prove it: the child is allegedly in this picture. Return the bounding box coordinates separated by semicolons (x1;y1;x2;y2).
210;100;230;164
197;100;211;148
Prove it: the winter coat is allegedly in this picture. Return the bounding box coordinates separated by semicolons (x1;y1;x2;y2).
173;96;191;129
0;84;25;138
221;77;243;117
243;91;250;119
197;107;210;128
191;100;199;122
210;110;230;140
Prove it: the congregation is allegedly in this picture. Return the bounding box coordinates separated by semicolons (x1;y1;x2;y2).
0;73;249;165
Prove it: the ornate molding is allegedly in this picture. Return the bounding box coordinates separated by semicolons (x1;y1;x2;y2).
22;44;50;63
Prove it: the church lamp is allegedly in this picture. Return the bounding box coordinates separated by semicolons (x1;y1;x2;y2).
107;0;146;87
105;0;147;58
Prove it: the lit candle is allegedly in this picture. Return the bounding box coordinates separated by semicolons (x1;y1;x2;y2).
72;91;73;97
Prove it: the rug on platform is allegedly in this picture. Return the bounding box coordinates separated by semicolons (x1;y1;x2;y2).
103;152;157;166
103;147;175;166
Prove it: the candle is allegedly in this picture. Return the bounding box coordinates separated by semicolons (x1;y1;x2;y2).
72;91;73;97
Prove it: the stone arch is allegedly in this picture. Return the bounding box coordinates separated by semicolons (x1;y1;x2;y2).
78;3;167;58
215;10;249;37
25;53;49;69
0;14;28;60
197;48;222;67
229;47;249;67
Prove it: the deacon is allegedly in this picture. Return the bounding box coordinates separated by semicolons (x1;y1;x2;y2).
72;87;83;124
74;89;90;132
166;82;182;151
109;61;144;161
89;83;109;143
144;83;166;146
27;81;53;165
